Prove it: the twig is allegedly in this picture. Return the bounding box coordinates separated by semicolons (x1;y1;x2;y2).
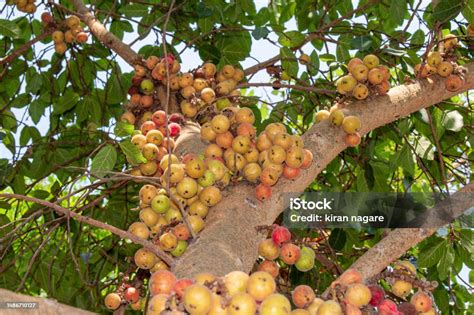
70;0;142;66
426;110;450;195
243;0;381;76
0;28;55;67
237;82;335;95
0;193;174;265
16;223;60;292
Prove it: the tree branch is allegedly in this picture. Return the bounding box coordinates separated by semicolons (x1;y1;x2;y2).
237;82;335;95
173;63;474;278
0;193;174;265
346;182;473;280
70;0;142;66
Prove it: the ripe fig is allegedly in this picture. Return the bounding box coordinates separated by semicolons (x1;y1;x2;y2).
104;292;122;310
183;284;213;315
124;287;139;303
258;260;280;278
149;270;177;295
279;243;301;265
272;226;291;246
259;293;291;315
247;271;276;301
224;271;249;296
368;284;384;306
344;283;372;307
292;285;315;308
410;291;432;313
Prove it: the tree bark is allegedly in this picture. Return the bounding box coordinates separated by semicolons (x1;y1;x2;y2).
0;289;96;315
173;64;474;278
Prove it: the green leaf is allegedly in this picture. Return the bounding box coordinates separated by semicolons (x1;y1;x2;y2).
254;7;270;27
216;32;251;64
252;27;269;40
240;0;256;16
19;127;30;146
356;170;369;192
389;0;407;26
26;72;43;94
0;110;17;131
328;229;347;251
12;175;25;195
110;20;133;39
278;31;305;48
198;44;221;64
458;230;473;250
119;4;149;17
105;70;126;104
351;36;373;51
196;2;213;18
306;51;319;75
336;38;351;62
53;90;79;114
411;30;425;46
29;99;46;124
198;18;214;33
90;145;117;177
433;0;463;23
418;238;447;268
114;121;135;137
319;54;335;62
119;140;147;164
10;94;30;108
85;95;102;124
75;99;88;123
0;19;22;38
399;144;415;176
280;47;298;77
369;161;390;191
463;0;474;24
436;243;454;281
32;189;50;199
137;14;155;38
0;214;12;239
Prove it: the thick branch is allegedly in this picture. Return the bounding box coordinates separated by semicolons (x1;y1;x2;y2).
70;0;141;66
0;193;173;265
0;289;95;315
173;63;474;278
348;182;473;280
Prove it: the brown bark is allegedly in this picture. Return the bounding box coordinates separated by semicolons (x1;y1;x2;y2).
173;64;474;278
0;289;96;315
